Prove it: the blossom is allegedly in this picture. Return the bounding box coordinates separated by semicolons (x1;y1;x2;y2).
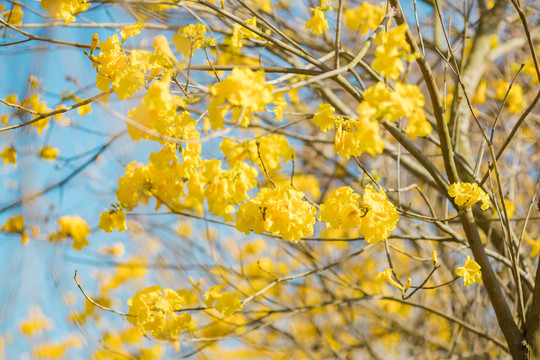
50;216;90;251
359;185;399;243
20;306;54;336
448;182;490;210
525;237;540;257
318;187;363;230
305;7;330;35
0;146;16;166
120;21;144;43
312;103;336;132
220;134;293;173
334;115;385;158
204;285;243;317
372;25;411;80
375;268;404;292
173;23;214;57
455;256;482;286
1;214;27;244
41;0;89;24
191;159;259;220
207;68;274;129
493;80;525;114
344;2;385;34
2;4;23;24
98;209;127;233
39;146;59;161
236;187;316;242
127;285;192;336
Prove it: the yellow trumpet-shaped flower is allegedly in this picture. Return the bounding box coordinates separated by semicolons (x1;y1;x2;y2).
455;256;482;286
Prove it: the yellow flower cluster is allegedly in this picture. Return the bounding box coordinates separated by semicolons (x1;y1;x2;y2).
372;24;413;80
493;79;525;114
50;216;91;251
115;161;185;211
204;285;243;317
344;2;385;34
94;34;144;100
120;21;144;43
127;285;192;336
305;6;331;34
21;94;52;134
1;4;23;25
334;116;384;158
214;18;262;68
41;0;89;24
39;146;59;161
448;182;490;210
184;159;259;220
98;209;127;233
236;187;316;242
20;306;54;336
220;134;294;173
334;81;431;158
455;256;482;286
100;256;146;293
207;68;274;129
92;327;162;360
93;35;173;100
312;103;337;133
318;187;363;230
32;336;81;359
319;185;399;243
0;146;16;166
1;214;27;245
173;23;214;58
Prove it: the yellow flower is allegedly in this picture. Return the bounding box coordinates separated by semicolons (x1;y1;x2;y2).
41;0;90;24
405;109;432;139
39;146;59;161
120;21;144;43
98;209;127;232
372;25;411;80
319;187;363;230
455;256;482;286
273;92;288;121
344;2;385;34
94;34;146;100
127;285;192;336
359;185;399;243
172;23;214;57
473;80;487;105
305;7;330;35
204;285;243;317
0;146;16;166
372;46;404;80
312;103;336;132
221;134;293;173
90;33;99;53
448;182;490;210
1;214;28;244
20;306;54;336
236;187;316;242
525;237;540;257
50;216;90;251
375;268;404;292
334;114;385;159
2;4;23;25
207;68;274;129
493;80;525;114
153;35;177;64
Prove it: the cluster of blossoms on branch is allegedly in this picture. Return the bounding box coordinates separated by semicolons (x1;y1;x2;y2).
8;1;535;356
